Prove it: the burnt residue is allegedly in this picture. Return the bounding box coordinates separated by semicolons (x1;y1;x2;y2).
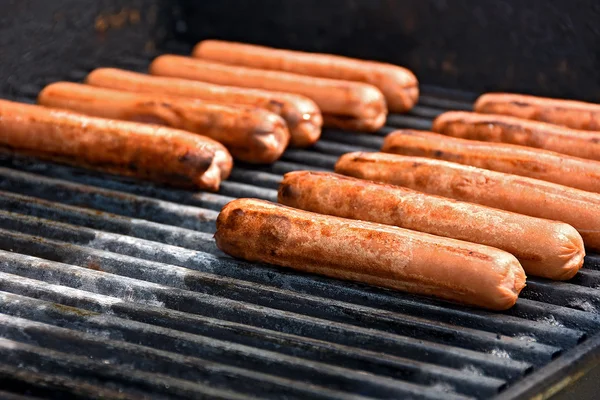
126;100;180;127
468;120;536;137
50;302;99;317
461;250;494;262
514;252;545;262
127;113;169;126
177;151;213;171
509;101;532;108
215;205;244;234
277;183;299;202
95;8;142;33
267;100;285;114
86;258;103;272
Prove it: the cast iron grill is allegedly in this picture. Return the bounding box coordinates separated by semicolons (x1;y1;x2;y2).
1;62;600;399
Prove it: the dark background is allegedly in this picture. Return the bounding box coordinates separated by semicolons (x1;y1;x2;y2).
1;0;600;102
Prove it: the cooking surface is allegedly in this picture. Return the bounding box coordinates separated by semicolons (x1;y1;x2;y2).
1;87;600;399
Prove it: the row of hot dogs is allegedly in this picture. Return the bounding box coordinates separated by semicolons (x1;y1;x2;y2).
2;40;599;311
215;92;600;311
0;40;419;192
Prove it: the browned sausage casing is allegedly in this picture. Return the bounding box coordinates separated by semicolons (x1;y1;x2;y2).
216;198;526;310
38;82;289;164
193;39;419;113
86;68;321;148
432;111;600;161
149;55;387;132
475;93;600;131
0;99;232;190
382;129;600;193
278;171;584;280
336;152;600;251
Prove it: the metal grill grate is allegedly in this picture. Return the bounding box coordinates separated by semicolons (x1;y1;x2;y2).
1;82;600;399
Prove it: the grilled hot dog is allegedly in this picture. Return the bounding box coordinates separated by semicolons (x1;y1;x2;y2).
86;68;321;147
193;39;419;113
38;82;289;164
432;111;600;161
475;93;600;131
279;171;584;280
0;99;232;190
215;198;526;310
382;129;600;193
149;55;387;132
336;152;600;251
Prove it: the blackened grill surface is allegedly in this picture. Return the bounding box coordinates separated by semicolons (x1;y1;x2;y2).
1;84;600;399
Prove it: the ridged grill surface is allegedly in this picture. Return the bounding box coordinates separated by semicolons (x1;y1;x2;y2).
1;75;600;399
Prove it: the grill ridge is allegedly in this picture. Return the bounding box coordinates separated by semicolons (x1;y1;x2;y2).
0;272;503;398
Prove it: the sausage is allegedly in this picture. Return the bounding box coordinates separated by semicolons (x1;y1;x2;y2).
149;55;387;132
38;82;289;164
0;99;232;191
432;111;600;161
335;152;600;251
193;39;419;113
86;68;321;148
278;171;584;280
382;129;600;193
474;93;600;131
215;198;526;310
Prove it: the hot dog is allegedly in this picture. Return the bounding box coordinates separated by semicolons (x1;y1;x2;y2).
149;55;387;132
38;82;289;164
192;39;419;113
215;198;526;310
381;129;600;193
432;111;600;161
336;152;600;251
278;171;584;280
0;99;232;191
474;93;600;131
86;68;321;148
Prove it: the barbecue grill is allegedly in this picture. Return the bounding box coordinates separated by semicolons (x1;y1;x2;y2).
2;1;600;399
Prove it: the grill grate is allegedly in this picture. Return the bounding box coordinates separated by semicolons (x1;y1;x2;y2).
1;83;600;399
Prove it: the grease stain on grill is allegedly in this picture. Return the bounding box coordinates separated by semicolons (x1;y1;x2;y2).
50;303;99;318
86;259;103;272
